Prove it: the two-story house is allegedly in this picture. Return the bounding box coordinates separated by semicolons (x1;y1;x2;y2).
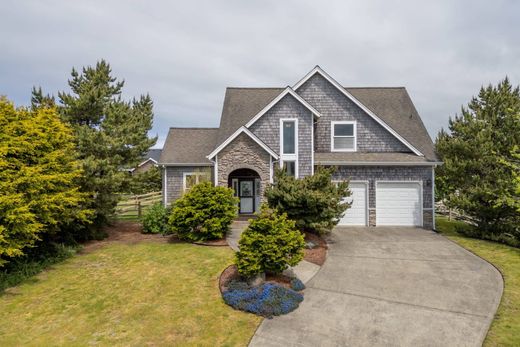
159;66;441;229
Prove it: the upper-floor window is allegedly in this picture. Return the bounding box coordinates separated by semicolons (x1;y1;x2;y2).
280;118;298;178
331;121;356;152
281;119;296;154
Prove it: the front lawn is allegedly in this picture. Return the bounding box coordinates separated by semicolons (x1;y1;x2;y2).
0;241;260;346
436;216;520;347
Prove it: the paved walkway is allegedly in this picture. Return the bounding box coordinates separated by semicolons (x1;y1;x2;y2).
250;227;503;347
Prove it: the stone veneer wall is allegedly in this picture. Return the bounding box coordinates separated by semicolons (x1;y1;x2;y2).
249;94;313;177
297;74;410;153
217;132;271;202
331;165;434;229
163;165;213;205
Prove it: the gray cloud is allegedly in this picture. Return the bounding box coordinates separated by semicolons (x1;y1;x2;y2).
1;0;519;146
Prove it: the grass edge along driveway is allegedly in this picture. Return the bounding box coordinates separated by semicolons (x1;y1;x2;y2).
436;216;520;347
0;241;261;346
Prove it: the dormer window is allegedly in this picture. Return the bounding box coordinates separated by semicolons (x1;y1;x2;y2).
331;121;356;152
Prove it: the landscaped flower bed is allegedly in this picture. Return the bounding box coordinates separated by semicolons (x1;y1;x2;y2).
219;265;305;318
222;280;303;318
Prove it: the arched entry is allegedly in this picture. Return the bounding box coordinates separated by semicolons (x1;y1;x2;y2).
228;168;261;214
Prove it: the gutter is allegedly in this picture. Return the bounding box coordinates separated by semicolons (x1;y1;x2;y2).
315;161;443;166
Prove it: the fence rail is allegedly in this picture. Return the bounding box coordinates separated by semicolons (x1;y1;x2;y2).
115;191;162;220
435;201;476;225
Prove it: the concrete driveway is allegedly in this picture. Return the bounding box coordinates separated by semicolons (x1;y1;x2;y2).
250;227;503;347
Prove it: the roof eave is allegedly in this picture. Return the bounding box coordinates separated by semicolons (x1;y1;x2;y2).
315;161;443;166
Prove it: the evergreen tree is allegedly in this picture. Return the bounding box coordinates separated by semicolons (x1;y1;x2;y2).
265;167;351;235
34;60;157;238
436;78;520;245
0;98;90;266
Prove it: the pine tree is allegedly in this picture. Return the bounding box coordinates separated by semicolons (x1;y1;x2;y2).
265;167;351;235
0;98;90;266
33;60;157;238
436;78;520;245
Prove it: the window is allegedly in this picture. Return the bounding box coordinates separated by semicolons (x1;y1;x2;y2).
282;120;296;154
331;121;356;151
282;161;296;177
280;118;298;178
183;172;210;192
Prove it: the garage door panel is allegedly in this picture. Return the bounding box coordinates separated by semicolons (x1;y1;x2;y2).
377;182;422;226
339;182;367;226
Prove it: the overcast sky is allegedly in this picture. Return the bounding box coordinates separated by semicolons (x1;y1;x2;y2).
1;0;519;147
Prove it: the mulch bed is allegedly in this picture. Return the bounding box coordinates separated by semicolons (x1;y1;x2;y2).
81;221;172;253
303;232;328;266
193;239;228;247
219;265;297;293
81;221;229;253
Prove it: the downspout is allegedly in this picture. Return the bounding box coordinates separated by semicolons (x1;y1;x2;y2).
209;156;218;186
162;165;168;206
432;165;436;230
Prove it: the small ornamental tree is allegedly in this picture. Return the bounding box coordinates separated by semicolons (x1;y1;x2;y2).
265;167;351;235
236;207;305;277
167;182;238;241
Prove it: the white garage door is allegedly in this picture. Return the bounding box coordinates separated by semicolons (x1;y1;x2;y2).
376;182;422;226
338;182;367;226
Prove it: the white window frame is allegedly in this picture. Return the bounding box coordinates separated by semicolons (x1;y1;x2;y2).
331;121;357;152
279;118;299;178
183;172;210;192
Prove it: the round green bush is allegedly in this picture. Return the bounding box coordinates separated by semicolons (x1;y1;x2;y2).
142;202;169;234
236;206;305;277
167;182;239;241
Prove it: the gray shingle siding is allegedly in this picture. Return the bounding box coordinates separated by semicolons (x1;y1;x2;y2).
163;166;214;204
249;94;313;177
296;74;410;153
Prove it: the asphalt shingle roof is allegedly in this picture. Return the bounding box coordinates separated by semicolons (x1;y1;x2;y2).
314;152;437;164
143;148;162;162
159;128;218;164
160;85;438;164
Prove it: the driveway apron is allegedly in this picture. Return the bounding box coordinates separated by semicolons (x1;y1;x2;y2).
249;227;503;347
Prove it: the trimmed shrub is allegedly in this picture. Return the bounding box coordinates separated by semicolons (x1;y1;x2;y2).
236;206;305;277
142;202;169;234
265;167;351;235
222;282;304;318
167;182;239;241
290;278;305;291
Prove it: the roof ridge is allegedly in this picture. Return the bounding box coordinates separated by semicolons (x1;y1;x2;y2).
225;86;406;90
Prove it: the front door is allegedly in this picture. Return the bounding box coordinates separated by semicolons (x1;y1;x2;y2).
239;180;254;214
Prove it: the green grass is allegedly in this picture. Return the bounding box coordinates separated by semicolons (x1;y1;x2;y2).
436;216;520;347
0;242;260;346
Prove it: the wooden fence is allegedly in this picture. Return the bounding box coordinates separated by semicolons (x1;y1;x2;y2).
115;191;162;220
435;201;477;225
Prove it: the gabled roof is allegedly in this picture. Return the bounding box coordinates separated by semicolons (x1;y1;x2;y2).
159;128;218;165
216;88;282;144
140;148;162;164
215;86;438;161
293;66;423;156
244;87;321;128
207;126;278;160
